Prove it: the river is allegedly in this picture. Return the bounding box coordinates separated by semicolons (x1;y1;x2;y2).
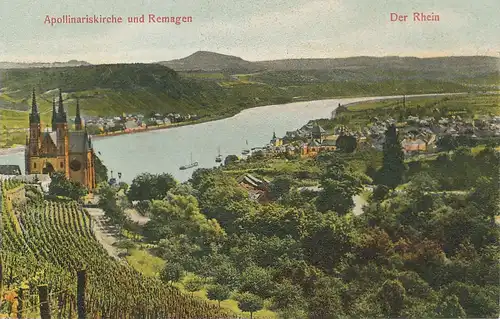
0;93;464;183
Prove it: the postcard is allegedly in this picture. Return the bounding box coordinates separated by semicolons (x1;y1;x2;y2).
0;0;498;318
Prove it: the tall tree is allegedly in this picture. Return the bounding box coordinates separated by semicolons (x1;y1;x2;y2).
93;153;108;184
207;284;231;308
160;262;184;286
268;175;294;200
336;134;357;153
237;293;264;319
127;173;177;201
48;172;88;200
97;184;126;226
377;124;406;189
316;159;362;214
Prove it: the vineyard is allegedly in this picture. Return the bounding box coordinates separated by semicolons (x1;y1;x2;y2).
0;181;234;318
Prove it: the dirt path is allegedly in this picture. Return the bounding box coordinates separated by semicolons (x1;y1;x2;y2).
125;208;150;225
85;207;124;259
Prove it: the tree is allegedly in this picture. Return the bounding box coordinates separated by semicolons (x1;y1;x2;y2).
97;184;126;226
336;134;357;153
135;200;152;215
469;176;499;218
376;124;406;189
210;258;241;290
118;182;128;192
302;212;359;273
252;150;265;160
93;153;108;184
168;183;195;196
271;279;305;311
48;172;88;200
372;184;390;202
436;294;466;318
160;262;184;285
224;154;239;166
144;195;225;245
377;280;406;317
268;175;294;200
156;235;201;269
239;265;275;299
406;172;440;212
316;160;362;214
308;276;346;318
207;284;231;308
237;292;264;319
127;173;177;201
184;275;205;296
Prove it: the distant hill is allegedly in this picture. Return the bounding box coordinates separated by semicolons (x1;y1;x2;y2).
0;60;91;69
0;63;232;116
158;51;262;73
158;52;499;82
256;56;500;72
0;56;495;125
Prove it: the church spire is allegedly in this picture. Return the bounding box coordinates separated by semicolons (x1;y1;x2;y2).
29;88;40;124
57;89;67;123
51;97;57;131
75;98;83;130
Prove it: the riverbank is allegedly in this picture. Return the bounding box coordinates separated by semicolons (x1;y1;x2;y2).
340;92;470;109
93;92;472;140
0;145;24;156
0;92;472;154
91;115;227;140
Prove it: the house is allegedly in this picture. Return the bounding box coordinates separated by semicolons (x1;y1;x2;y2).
286;145;297;155
18;174;52;193
238;173;270;203
321;139;337;150
301;140;321;157
311;123;327;141
270;131;283;147
124;120;139;131
402;138;427;154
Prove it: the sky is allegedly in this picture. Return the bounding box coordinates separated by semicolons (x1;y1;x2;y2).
0;0;498;63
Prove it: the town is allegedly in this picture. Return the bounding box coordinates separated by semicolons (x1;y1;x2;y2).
83;112;201;136
255;107;500;159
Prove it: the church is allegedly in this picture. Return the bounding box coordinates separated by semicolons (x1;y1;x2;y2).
25;89;96;191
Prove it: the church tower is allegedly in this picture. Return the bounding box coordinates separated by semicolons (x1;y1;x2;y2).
25;88;41;174
51;97;57;132
28;88;41;155
75;98;83;131
56;89;70;177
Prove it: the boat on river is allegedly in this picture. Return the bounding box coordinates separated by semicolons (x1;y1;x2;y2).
215;147;223;163
180;153;198;170
242;139;250;155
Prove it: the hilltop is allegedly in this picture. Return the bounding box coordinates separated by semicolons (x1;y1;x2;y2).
158;51;260;73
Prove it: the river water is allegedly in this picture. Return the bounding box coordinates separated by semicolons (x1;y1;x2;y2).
0;93;461;183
